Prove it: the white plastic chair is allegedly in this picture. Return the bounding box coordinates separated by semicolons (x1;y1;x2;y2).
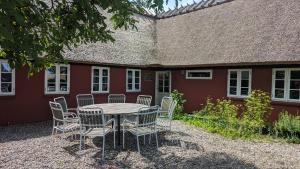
157;100;177;131
49;101;79;136
159;96;173;115
78;107;115;160
54;97;77;117
136;95;152;106
76;94;94;108
108;94;126;103
122;106;159;153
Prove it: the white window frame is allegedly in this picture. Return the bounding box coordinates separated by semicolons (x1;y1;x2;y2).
272;68;300;102
185;70;213;79
126;69;141;92
227;69;252;98
44;64;70;95
91;66;110;93
0;60;15;96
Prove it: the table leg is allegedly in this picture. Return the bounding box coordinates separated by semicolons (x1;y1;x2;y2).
112;115;114;128
117;115;121;146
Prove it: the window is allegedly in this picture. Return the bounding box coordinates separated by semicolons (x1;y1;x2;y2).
126;69;141;92
45;64;70;94
91;66;110;93
272;68;300;102
227;69;251;97
186;70;212;79
0;60;15;95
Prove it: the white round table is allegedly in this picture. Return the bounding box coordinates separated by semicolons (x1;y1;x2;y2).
82;103;147;145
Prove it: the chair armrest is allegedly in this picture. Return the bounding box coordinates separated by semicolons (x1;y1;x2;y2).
123;118;136;125
65;118;79;123
105;118;115;126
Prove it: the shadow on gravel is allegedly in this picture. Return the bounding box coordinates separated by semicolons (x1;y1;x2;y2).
0;121;52;143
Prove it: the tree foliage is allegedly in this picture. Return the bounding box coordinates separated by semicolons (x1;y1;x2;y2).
0;0;175;74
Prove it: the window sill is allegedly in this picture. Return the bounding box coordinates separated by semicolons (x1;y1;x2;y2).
91;91;109;94
0;93;15;96
44;92;70;95
271;99;300;106
126;90;141;93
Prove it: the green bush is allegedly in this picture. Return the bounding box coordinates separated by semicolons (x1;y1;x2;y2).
170;90;186;119
240;90;272;135
274;111;300;143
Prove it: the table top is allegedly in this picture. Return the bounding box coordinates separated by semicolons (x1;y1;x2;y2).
82;103;148;115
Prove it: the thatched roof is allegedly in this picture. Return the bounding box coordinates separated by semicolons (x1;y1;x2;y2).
64;0;300;67
156;0;300;67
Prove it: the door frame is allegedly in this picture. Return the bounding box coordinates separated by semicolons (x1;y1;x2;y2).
155;71;172;105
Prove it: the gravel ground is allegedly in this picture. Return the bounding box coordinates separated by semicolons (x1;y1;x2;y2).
0;121;299;169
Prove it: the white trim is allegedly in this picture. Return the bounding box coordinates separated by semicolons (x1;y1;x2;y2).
91;66;110;93
272;68;300;102
44;64;70;95
126;69;141;92
227;69;252;98
0;60;15;96
185;70;213;79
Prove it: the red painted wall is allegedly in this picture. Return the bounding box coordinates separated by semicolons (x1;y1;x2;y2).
172;67;300;121
0;64;155;125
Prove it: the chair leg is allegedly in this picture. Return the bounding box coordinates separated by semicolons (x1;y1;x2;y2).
143;135;145;145
52;120;55;135
155;132;159;149
79;134;83;151
113;128;116;149
149;134;151;144
136;136;140;153
102;136;105;160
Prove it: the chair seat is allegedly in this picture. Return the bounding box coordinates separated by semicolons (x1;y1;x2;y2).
56;123;80;131
127;126;156;136
82;127;113;137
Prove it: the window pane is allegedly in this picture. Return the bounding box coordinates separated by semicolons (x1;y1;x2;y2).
102;84;108;91
47;67;56;90
1;83;12;92
47;83;56;92
127;83;132;90
241;88;249;95
1;63;12;73
241;71;249;80
60;74;67;83
188;71;211;78
135;77;140;84
275;89;284;99
135;84;140;90
275;80;285;89
93;84;99;91
102;77;108;83
60;83;67;91
1;73;12;82
241;80;249;87
93;77;99;84
230;87;237;95
60;67;67;74
290;80;300;90
291;70;300;79
128;71;132;83
230;71;237;79
164;86;170;92
230;80;237;87
289;90;300;100
275;71;285;79
93;69;99;76
102;69;108;76
135;71;140;78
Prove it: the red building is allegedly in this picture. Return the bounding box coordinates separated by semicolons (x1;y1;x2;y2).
0;0;299;125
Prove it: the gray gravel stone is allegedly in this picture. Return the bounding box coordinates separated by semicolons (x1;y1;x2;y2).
0;121;299;169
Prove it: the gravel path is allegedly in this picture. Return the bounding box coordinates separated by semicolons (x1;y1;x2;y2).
0;121;299;169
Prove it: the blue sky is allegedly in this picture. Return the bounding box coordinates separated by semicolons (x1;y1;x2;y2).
164;0;201;10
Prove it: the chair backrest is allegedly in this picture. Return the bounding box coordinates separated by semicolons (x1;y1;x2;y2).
168;100;177;119
49;101;64;121
54;97;68;113
78;107;105;128
160;96;173;112
135;106;159;127
76;94;94;107
108;94;126;103
136;95;152;106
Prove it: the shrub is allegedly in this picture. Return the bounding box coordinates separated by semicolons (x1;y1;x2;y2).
274;111;300;143
170;90;186;119
240;90;272;134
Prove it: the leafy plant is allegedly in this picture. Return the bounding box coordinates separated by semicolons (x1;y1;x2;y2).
274;111;300;143
240;90;272;135
170;90;186;119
